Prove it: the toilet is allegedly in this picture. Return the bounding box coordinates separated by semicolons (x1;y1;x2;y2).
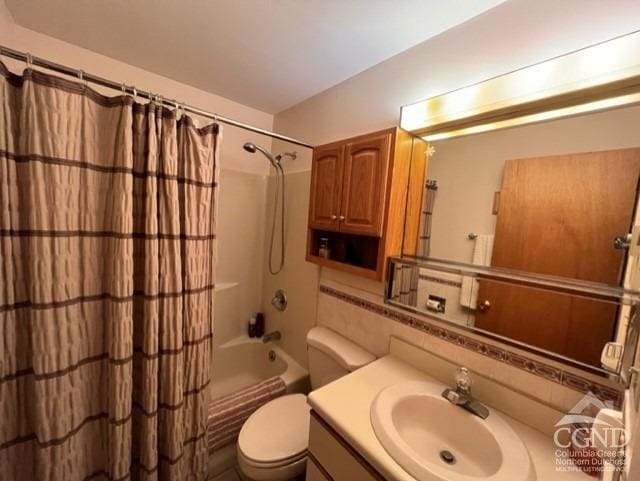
237;326;376;481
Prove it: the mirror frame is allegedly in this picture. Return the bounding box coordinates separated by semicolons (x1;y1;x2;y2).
385;256;640;379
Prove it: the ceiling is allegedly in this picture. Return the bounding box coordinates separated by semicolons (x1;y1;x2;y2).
5;0;506;113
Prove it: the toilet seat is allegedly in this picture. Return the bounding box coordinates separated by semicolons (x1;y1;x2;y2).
237;393;311;470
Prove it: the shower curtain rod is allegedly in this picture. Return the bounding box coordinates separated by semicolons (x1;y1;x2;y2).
0;44;315;149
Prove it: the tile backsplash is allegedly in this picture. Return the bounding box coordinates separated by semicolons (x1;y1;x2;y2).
317;279;623;412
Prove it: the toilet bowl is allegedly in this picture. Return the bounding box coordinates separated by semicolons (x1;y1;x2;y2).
236;326;375;481
237;394;310;480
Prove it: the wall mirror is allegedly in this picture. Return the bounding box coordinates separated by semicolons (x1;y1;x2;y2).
388;31;640;376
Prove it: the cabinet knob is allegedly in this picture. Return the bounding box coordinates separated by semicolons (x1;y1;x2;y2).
339;215;345;221
478;299;491;312
331;215;337;220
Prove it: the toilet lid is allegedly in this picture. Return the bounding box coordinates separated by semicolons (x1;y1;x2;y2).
238;394;311;465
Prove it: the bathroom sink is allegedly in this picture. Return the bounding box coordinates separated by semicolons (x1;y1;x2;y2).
370;381;535;481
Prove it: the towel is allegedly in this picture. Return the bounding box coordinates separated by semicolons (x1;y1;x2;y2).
460;234;494;309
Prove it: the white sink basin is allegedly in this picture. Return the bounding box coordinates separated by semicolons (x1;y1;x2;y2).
371;381;535;481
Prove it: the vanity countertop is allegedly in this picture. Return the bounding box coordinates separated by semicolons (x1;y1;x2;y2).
307;354;590;481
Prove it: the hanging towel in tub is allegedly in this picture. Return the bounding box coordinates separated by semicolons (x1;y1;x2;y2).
207;376;287;453
459;234;494;309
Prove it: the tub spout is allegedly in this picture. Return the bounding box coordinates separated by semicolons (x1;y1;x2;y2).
262;331;282;343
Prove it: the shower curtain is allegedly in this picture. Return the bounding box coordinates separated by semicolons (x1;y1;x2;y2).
0;63;218;481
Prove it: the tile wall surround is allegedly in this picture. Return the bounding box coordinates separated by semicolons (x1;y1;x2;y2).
317;281;624;410
214;169;268;349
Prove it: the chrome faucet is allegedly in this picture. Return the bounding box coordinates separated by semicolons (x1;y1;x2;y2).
262;331;282;343
442;367;490;419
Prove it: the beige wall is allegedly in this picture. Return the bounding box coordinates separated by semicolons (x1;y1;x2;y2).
0;4;274;351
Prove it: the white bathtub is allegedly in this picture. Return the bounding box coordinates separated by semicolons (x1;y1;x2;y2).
209;335;309;399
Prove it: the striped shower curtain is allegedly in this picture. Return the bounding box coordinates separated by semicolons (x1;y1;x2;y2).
0;63;218;481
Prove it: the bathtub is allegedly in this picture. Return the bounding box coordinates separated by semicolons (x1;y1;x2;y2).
207;336;309;477
209;335;309;398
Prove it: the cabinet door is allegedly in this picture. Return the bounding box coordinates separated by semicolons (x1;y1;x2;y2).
340;132;392;236
309;146;343;231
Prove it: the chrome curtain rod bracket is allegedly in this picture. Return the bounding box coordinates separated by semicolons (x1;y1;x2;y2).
0;44;314;149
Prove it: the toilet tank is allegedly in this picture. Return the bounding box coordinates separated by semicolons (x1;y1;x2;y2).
306;326;376;390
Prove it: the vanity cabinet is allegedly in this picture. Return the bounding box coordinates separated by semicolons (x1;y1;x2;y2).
307;411;386;481
307;128;427;280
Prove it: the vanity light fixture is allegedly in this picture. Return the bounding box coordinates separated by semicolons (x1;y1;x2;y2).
401;29;640;141
422;91;640;141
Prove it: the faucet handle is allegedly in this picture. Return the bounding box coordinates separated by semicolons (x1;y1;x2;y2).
455;367;472;393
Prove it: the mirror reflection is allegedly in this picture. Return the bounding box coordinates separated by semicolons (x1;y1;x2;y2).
399;103;640;369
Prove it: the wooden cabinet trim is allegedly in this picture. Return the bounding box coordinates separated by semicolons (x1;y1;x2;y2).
305;252;380;280
313;127;399;150
307;453;334;481
309;410;387;481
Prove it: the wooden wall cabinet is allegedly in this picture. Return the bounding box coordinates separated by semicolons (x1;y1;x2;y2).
306;127;427;280
308;146;344;231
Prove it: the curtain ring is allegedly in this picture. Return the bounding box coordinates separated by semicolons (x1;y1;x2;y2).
132;86;138;98
121;83;126;95
78;69;88;87
26;53;33;68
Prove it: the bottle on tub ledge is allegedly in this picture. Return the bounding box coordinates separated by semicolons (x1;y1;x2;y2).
248;317;257;338
255;312;265;338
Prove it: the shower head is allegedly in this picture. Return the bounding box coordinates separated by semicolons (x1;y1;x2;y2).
243;142;278;168
242;141;287;275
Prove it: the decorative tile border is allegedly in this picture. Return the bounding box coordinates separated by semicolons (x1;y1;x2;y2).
319;284;623;406
418;274;463;288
